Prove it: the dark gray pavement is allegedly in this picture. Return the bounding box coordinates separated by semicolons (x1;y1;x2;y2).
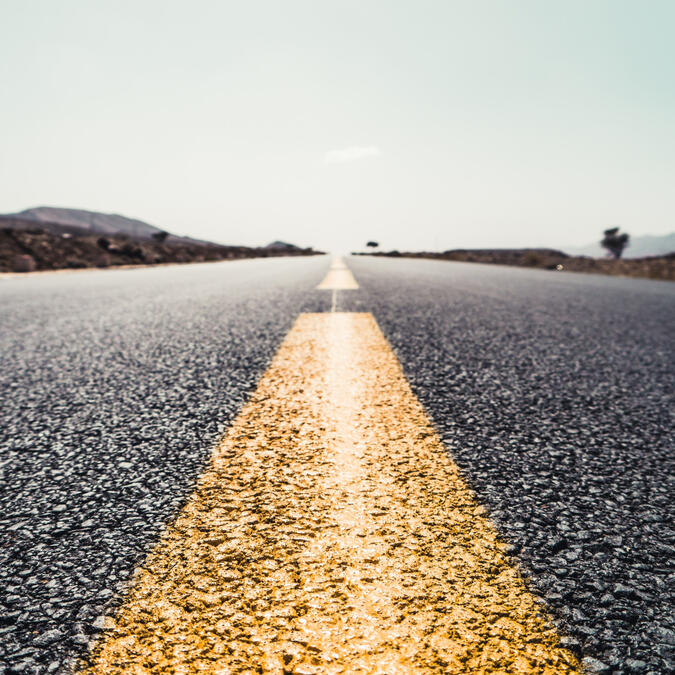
0;258;330;673
1;255;673;673
345;257;674;674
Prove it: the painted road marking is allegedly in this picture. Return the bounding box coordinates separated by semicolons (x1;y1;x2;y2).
86;313;579;673
316;257;359;290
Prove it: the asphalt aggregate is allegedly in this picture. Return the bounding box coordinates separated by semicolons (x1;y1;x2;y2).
345;258;675;674
0;258;329;673
1;255;673;674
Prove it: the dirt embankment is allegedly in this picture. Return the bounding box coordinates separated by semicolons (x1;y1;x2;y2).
354;249;675;281
1;228;322;273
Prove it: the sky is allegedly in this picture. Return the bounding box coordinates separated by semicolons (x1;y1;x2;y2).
1;0;673;252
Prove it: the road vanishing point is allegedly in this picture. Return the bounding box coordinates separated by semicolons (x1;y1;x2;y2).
1;255;673;674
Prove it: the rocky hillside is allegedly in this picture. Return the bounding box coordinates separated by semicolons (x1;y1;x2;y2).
1;230;321;274
0;207;322;272
1;207;166;240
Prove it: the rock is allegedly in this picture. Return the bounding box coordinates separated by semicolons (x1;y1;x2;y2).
653;626;675;645
9;659;42;673
12;254;36;273
559;635;581;651
75;605;92;621
654;644;674;667
33;629;62;646
613;583;637;599
91;615;113;632
581;656;611;673
604;535;623;547
95;253;111;268
571;608;588;623
72;632;89;646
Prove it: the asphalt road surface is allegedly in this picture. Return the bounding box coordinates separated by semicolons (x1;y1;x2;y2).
1;256;673;673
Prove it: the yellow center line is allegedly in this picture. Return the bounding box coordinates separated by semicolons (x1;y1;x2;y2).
85;313;580;674
317;257;359;290
328;257;348;270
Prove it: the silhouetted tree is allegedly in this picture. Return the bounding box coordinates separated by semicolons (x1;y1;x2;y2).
601;227;629;259
152;230;169;242
366;241;379;249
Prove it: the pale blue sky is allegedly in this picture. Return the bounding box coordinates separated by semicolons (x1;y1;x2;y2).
1;0;673;251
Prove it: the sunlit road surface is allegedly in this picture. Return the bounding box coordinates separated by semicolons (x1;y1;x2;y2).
87;311;577;673
1;256;673;673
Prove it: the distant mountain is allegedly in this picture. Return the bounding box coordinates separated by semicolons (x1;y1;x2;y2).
564;232;675;258
265;240;301;250
1;206;164;239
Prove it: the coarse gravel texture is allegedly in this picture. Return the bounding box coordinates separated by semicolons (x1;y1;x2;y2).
344;257;675;674
87;313;579;673
0;257;329;673
2;254;673;674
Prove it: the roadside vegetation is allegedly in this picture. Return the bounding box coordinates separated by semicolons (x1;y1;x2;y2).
354;247;674;281
601;227;630;259
0;228;322;273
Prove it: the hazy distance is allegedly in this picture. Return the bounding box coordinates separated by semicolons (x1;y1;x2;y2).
1;0;673;253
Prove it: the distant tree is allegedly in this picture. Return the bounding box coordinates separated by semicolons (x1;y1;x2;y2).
366;241;379;249
601;227;629;259
152;230;169;242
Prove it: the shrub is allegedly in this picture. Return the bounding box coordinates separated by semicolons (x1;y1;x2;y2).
12;254;36;273
601;227;630;259
523;251;543;267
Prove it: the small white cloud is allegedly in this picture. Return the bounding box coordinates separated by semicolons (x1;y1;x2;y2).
324;146;381;164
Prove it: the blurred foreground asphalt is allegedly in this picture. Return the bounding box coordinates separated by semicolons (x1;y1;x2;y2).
1;256;673;673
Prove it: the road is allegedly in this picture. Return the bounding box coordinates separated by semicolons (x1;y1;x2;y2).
1;256;673;673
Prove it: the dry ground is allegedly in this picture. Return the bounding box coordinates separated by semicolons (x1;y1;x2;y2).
0;228;321;273
355;249;674;281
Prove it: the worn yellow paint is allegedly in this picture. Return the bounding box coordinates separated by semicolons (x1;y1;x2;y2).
85;313;580;674
316;257;359;289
